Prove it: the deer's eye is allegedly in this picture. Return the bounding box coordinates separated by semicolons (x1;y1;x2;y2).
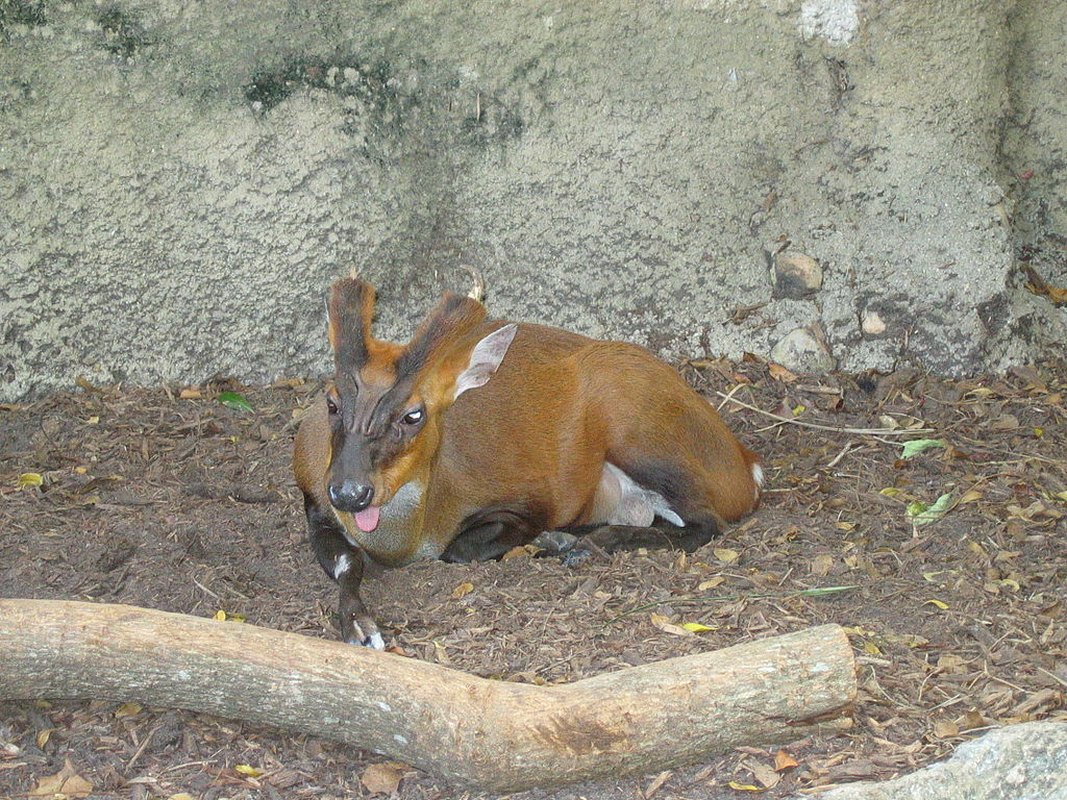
326;395;339;416
401;407;424;426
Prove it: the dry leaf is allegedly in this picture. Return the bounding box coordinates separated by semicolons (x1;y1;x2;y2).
768;363;798;382
774;750;799;771
17;472;43;488
959;710;985;730
727;780;762;791
235;764;262;777
650;613;693;637
114;702;142;718
937;654;967;673
923;599;949;610
882;632;929;648
698;576;725;591
713;548;739;564
749;761;780;789
179;387;202;399
933;720;959;738
644;769;672;798
36;729;53;749
959;489;984;504
31;758;93;798
169;794;198;800
451;582;474;599
361;762;406;795
681;621;717;633
811;554;833;576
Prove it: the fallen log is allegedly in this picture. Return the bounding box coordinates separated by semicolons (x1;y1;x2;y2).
0;599;855;792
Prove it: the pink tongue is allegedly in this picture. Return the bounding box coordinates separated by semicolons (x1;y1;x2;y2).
355;505;380;533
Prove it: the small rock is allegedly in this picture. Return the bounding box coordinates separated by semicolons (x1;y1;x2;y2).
862;309;887;336
343;67;359;84
770;328;835;375
773;251;823;299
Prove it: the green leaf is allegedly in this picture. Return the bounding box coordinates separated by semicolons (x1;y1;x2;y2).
218;391;253;413
901;438;948;459
908;492;953;526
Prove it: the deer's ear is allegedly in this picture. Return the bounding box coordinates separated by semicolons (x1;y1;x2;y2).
328;278;376;371
453;324;518;400
398;291;487;381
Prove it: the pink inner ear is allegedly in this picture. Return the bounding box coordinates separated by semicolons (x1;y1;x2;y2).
454;324;518;400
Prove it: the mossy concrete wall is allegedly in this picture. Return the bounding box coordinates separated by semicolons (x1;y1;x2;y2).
1;0;1065;400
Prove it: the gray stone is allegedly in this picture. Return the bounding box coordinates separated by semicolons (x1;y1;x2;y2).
770;328;836;375
795;722;1067;800
861;309;887;337
773;251;824;299
0;1;1066;400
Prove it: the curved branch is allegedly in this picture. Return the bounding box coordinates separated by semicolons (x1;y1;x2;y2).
0;599;855;792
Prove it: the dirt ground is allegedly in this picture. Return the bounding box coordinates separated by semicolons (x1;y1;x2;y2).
1;356;1066;800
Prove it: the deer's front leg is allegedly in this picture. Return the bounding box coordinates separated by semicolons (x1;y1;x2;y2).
303;492;384;649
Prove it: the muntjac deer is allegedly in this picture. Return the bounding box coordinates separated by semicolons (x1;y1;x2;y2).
293;276;762;648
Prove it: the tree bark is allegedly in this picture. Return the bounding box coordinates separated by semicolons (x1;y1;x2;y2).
0;599;855;792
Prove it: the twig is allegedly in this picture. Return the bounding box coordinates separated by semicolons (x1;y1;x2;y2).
192;577;220;601
825;443;857;469
126;722;162;772
1037;667;1067;688
714;391;934;436
715;383;745;412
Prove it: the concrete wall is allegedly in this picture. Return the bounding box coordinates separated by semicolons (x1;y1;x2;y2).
1;0;1064;400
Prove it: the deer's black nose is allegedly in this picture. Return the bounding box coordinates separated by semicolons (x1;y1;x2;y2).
328;481;374;512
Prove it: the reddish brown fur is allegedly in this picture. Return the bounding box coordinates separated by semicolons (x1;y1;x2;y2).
294;280;760;568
